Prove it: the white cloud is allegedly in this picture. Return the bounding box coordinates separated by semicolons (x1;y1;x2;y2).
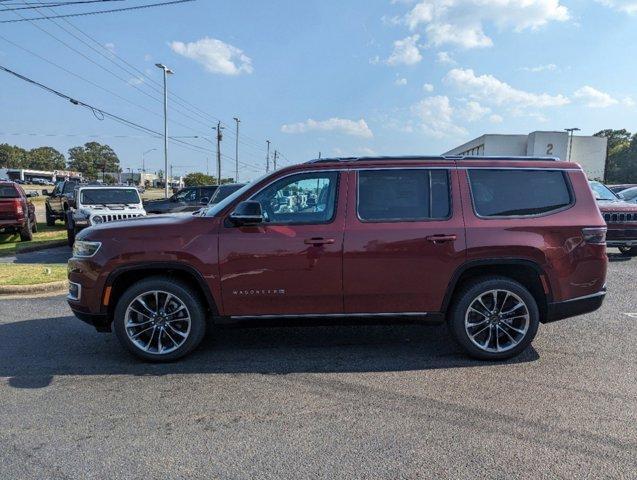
395;77;408;86
281;118;373;138
573;86;619;108
462;101;491;121
445;68;570;108
170;37;253;75
128;76;145;86
596;0;637;14
489;114;504;123
104;42;116;53
436;51;456;65
623;97;636;107
401;0;569;49
411;95;467;138
334;147;377;156
422;83;434;92
386;34;422;66
144;53;153;62
521;63;557;72
369;55;381;65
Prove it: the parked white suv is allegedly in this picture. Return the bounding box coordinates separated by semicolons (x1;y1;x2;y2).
67;185;146;246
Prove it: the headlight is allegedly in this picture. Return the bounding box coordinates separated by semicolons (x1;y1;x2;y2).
91;215;103;225
73;240;102;258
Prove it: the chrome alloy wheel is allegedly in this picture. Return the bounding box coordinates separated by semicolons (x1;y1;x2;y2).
124;290;191;355
464;289;530;353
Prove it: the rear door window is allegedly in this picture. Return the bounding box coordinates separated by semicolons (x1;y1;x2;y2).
0;186;18;198
357;169;450;222
468;169;572;217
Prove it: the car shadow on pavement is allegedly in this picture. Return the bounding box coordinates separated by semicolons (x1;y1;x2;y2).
0;315;539;389
607;252;633;263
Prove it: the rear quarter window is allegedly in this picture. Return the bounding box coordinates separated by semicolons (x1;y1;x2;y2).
468;169;573;217
0;186;18;198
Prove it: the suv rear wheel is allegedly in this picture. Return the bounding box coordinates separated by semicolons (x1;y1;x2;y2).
19;217;33;242
45;205;56;226
448;277;539;360
113;277;207;362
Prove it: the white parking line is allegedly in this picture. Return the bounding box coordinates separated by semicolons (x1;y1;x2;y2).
621;312;637;318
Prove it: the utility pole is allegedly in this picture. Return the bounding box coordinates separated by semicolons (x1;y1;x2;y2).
273;150;278;170
318;151;321;159
155;63;173;198
266;139;271;173
233;117;240;182
215;122;224;185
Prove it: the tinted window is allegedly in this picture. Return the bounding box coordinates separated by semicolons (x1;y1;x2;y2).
200;187;217;200
469;169;572;217
589;181;617;201
211;184;245;204
62;182;77;194
80;188;141;205
357;169;450;222
0;186;18;198
174;188;197;202
251;172;338;224
621;187;637;201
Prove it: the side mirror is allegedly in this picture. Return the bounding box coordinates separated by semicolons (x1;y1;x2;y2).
200;197;209;205
26;192;34;198
229;200;263;226
42;189;50;196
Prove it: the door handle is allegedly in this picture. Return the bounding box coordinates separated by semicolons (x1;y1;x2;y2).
426;234;457;244
304;237;335;245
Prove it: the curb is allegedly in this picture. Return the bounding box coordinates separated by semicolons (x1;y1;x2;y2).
13;240;68;255
0;280;68;296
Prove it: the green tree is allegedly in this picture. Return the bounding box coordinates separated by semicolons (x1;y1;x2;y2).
183;172;235;186
594;129;637;183
0;144;28;169
27;146;66;170
68;142;120;180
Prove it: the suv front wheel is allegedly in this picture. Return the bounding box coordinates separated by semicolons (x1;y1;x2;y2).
448;277;540;360
114;277;207;362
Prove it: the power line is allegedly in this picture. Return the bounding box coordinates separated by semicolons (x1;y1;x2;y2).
0;0;194;23
0;64;211;156
0;1;123;12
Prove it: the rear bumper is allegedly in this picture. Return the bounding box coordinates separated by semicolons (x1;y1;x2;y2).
0;218;25;228
545;288;606;323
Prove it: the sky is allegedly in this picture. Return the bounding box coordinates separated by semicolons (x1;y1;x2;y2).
1;0;636;181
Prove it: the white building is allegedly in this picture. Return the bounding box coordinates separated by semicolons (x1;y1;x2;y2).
444;131;608;179
0;167;82;182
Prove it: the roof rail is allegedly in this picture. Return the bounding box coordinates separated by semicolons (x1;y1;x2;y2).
307;154;561;163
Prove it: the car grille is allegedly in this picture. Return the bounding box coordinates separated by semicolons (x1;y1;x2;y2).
603;212;637;223
98;213;143;222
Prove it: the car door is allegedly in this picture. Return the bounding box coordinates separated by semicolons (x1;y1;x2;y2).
50;182;63;213
218;170;347;316
343;166;466;314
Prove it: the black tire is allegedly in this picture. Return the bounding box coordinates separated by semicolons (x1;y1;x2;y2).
447;276;540;360
113;277;207;362
618;246;637;256
67;226;76;247
31;218;38;233
19;217;33;241
45;205;56;226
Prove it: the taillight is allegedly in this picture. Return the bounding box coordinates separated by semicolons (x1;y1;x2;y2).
13;199;23;216
582;227;607;245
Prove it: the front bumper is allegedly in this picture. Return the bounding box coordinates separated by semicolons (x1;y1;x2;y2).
545;287;606;323
69;306;111;332
606;227;637;247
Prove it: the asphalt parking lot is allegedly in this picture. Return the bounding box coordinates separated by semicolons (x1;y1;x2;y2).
0;251;635;479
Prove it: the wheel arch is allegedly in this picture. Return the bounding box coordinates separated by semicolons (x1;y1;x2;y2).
441;259;551;323
105;262;219;322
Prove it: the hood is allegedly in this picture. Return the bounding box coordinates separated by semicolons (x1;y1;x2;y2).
77;213;207;241
596;199;637;212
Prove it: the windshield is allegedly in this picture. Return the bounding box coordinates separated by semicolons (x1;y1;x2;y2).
209;184;246;205
204;174;270;217
0;186;18;198
80;188;141;205
173;188;196;202
620;187;637;201
589;181;618;201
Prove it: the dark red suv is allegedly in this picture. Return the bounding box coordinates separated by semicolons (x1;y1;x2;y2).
67;156;608;361
0;181;37;241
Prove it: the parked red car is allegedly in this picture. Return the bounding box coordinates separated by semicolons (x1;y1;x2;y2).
68;156;608;362
0;181;37;241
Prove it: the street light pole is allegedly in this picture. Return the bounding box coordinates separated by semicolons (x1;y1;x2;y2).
215;122;224;185
156;63;173;198
142;148;156;174
564;127;580;162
